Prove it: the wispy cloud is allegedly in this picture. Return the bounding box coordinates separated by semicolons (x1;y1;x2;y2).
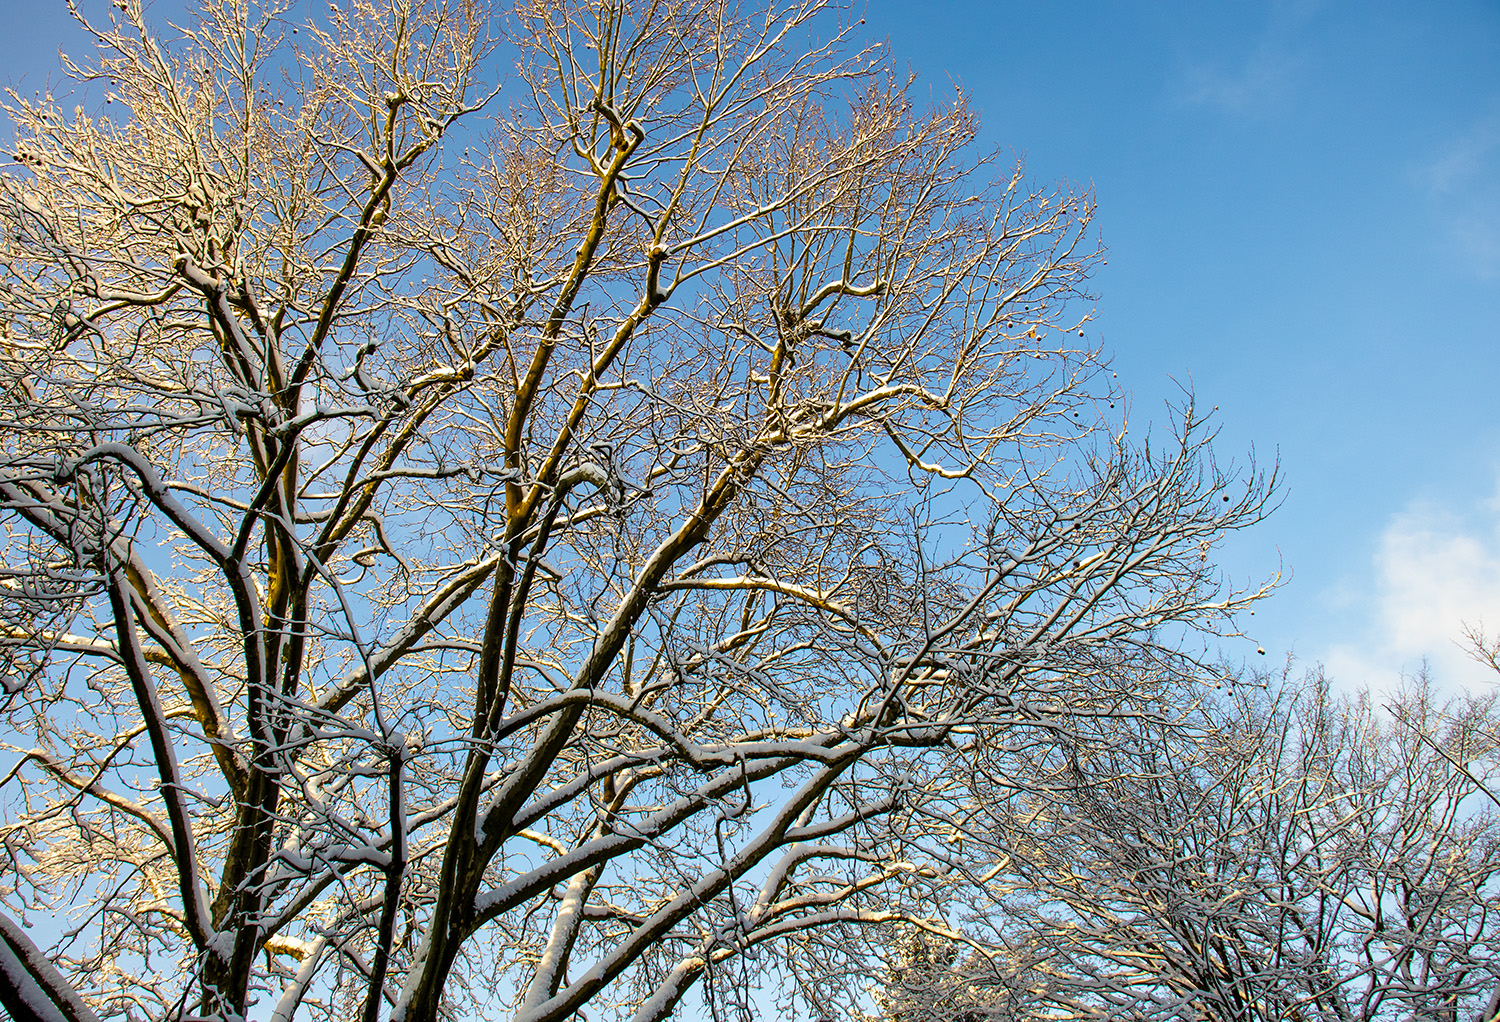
1177;0;1318;115
1182;45;1302;114
1420;115;1499;191
1319;487;1500;695
1416;109;1500;279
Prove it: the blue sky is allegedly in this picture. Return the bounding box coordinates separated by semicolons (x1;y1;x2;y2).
4;0;1498;692
864;0;1500;692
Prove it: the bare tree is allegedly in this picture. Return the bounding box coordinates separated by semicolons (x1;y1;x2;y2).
919;671;1500;1022
0;1;1273;1020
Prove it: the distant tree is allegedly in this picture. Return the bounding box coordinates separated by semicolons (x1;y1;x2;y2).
893;671;1500;1021
0;1;1272;1020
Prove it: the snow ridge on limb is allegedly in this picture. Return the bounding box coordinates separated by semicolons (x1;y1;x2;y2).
0;911;101;1022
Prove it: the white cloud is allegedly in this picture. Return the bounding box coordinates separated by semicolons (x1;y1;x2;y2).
1319;490;1500;695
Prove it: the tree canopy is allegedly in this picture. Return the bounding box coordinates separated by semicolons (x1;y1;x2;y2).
0;1;1283;1020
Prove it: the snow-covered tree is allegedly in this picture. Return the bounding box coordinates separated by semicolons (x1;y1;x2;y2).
913;671;1500;1021
0;1;1272;1019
